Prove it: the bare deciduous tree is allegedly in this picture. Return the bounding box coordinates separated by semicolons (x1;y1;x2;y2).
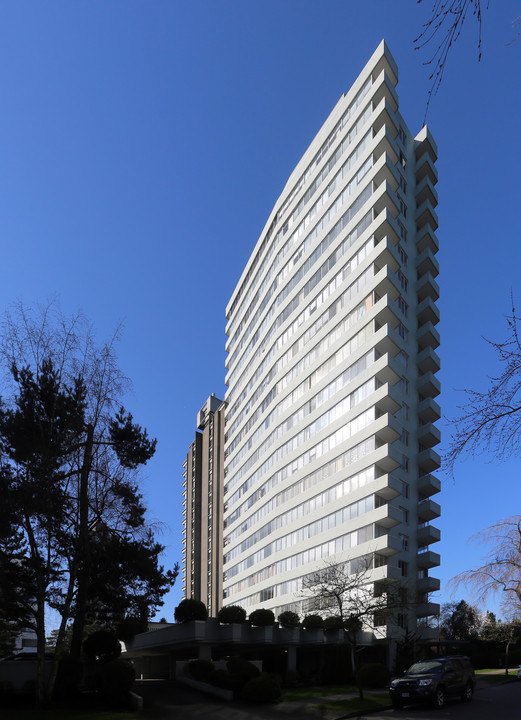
301;557;405;700
449;516;521;615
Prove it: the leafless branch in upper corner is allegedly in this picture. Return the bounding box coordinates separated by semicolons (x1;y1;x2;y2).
446;300;521;476
415;0;488;121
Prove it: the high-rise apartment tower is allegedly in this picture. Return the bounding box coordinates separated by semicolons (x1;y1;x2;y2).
222;41;441;639
182;394;225;617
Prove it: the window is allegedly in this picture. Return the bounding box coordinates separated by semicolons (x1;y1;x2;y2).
397;271;408;293
397;323;409;341
401;481;409;498
398;174;407;194
397;296;408;317
398;221;407;241
400;506;409;524
399;198;407;218
400;456;409;473
400;429;409;446
399;533;409;551
398;127;406;145
399;151;407;169
397;245;408;267
398;560;409;577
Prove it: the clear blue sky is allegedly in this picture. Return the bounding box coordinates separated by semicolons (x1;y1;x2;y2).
1;1;520;621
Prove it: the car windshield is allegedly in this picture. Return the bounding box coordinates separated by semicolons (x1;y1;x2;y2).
407;661;443;675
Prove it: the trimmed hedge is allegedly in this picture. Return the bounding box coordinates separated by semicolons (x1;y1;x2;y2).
218;605;247;623
249;608;275;626
174;598;208;622
278;610;300;628
302;614;324;630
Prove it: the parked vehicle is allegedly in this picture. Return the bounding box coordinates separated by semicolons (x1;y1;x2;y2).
517;664;521;680
389;656;475;709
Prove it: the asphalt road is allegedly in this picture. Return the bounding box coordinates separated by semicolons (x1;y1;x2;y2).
356;679;521;720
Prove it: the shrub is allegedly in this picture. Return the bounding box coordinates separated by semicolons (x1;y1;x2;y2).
96;659;135;706
184;659;215;682
208;669;243;692
174;598;208;622
302;614;324;630
218;605;247;624
240;672;281;703
358;662;390;688
278;610;300;628
226;656;260;682
83;629;121;662
249;608;275;626
324;616;343;631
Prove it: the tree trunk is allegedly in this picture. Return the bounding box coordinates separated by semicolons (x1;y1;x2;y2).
35;594;47;705
69;425;94;664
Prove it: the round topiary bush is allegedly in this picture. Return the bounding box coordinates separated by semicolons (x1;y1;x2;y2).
249;608;275;626
324;616;344;631
302;614;324;630
83;629;121;662
96;658;135;706
278;610;300;628
358;663;391;688
174;598;208;622
240;672;281;703
184;659;215;682
218;605;247;624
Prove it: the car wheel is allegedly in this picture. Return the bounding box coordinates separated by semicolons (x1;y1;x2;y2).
433;686;445;709
461;681;473;702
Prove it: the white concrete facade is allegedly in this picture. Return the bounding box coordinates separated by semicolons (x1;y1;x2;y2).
223;41;440;638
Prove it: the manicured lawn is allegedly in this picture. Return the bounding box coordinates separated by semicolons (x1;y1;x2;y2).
475;668;518;684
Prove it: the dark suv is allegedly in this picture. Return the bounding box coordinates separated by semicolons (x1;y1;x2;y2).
389;656;475;709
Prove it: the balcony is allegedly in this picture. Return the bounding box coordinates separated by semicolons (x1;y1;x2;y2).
417;422;441;449
415;175;438;208
418;448;441;474
417;297;440;327
373;322;400;356
372;123;400;168
415;126;438;161
418;498;441;522
373;473;403;501
417;524;441;547
417;550;441;569
371;503;403;529
417;602;441;619
415;153;438;185
416;248;440;278
372;267;401;302
417;372;441;399
417;473;441;499
417;272;440;302
417;322;440;351
373;179;400;219
373;352;401;386
418;398;441;424
372;151;400;192
416;225;439;255
417;575;441;593
417;346;441;375
373;443;402;474
416;199;439;233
